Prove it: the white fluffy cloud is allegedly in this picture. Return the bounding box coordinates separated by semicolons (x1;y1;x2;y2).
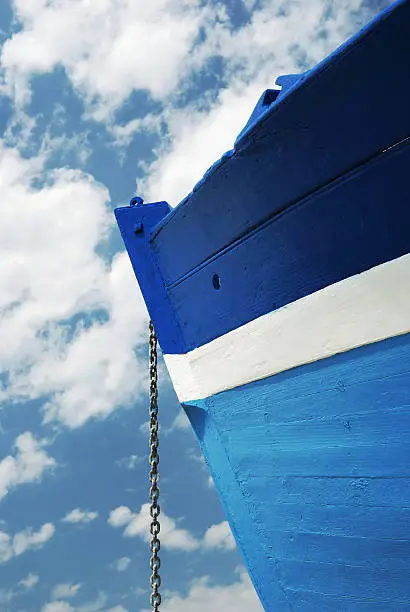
42;591;128;612
113;556;131;572
203;521;236;551
0;522;55;563
0;0;391;217
18;572;39;589
1;0;219;117
51;583;82;600
108;505;237;553
0;142;149;428
1;0;384;132
140;82;264;206
147;569;262;612
0;431;55;501
108;504;199;552
42;603;74;612
39;251;148;428
2;0;377;109
140;0;392;207
62;509;98;524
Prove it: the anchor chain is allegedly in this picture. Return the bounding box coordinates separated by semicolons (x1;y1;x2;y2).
149;321;161;611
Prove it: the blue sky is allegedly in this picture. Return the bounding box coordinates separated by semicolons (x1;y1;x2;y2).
0;0;394;610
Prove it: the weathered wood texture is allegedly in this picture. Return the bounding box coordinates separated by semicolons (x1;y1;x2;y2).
184;333;410;611
114;4;410;609
165;140;410;352
152;0;410;287
164;253;410;402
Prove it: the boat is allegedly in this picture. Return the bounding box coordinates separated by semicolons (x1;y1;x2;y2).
115;0;410;609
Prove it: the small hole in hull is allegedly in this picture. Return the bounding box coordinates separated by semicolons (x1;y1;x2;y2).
212;274;221;290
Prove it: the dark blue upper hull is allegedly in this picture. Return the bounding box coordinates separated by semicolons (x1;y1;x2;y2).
116;0;410;356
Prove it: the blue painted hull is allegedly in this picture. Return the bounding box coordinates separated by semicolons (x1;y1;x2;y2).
184;333;410;610
115;1;410;608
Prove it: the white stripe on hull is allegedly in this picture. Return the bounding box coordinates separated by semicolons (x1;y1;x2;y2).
164;253;410;402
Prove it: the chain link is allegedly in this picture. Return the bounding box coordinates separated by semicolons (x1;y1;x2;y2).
149;321;161;611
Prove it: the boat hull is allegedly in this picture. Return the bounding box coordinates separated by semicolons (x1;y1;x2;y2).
184;332;410;610
114;1;410;608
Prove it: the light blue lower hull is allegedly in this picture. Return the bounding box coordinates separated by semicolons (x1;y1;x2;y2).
184;333;410;610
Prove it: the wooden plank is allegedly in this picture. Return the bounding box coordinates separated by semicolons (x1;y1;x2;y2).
258;528;410;569
164;253;410;400
276;559;410;601
166;141;410;351
152;0;410;287
183;333;410;609
286;589;410;611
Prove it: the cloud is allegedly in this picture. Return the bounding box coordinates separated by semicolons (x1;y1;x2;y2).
0;431;55;501
108;505;237;553
13;522;55;556
18;572;40;589
139;0;392;207
192;0;394;86
203;521;236;551
0;571;39;605
116;454;144;470
107;506;133;529
138;421;150;436
0;0;220;118
0;522;55;563
108;114;161;150
62;509;98;524
139;82;263;206
40;251;149;428
145;569;262;612
42;603;74;612
42;591;128;612
77;592;108;612
0;142;149;428
1;0;382;129
113;557;131;572
168;409;191;432
0;587;14;606
108;504;199;552
51;583;82;600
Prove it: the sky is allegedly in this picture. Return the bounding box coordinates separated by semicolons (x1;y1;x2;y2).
0;0;395;610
